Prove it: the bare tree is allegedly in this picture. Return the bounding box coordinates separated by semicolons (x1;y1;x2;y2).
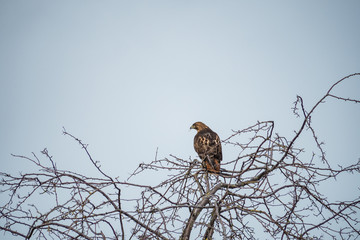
1;73;360;240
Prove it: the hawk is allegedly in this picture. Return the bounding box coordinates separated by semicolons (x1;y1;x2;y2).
190;121;222;173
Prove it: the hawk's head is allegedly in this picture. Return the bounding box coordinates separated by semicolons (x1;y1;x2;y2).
190;122;209;132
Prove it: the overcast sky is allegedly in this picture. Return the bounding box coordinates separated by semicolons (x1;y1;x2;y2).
0;1;359;238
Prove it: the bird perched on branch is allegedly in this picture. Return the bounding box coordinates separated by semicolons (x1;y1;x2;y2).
190;122;222;174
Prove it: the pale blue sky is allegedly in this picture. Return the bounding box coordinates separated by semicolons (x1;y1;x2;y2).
0;1;359;237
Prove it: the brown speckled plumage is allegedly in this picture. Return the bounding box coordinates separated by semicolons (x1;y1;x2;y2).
190;122;222;173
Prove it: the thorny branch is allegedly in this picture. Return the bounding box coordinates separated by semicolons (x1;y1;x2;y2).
1;73;359;239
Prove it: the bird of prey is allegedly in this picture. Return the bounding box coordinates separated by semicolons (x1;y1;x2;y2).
190;121;222;173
